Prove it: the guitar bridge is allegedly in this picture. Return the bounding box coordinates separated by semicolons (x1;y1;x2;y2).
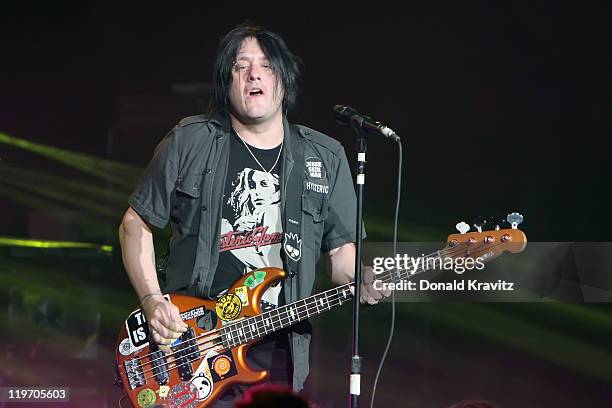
124;358;145;389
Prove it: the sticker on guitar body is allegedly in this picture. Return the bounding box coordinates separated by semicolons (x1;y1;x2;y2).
124;295;170;352
235;286;249;306
158;385;170;399
125;309;149;351
118;337;135;356
190;373;213;401
180;306;206;321
167;382;199;408
208;350;238;382
216;293;243;321
193;350;217;387
242;270;266;290
196;308;218;331
136;388;156;407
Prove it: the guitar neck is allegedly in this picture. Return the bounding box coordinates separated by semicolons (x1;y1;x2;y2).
219;238;516;348
218;264;428;349
220;282;355;348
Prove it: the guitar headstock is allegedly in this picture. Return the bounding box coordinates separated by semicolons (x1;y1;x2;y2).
445;212;527;263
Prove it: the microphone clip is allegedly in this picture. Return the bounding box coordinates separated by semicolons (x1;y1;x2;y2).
333;105;400;142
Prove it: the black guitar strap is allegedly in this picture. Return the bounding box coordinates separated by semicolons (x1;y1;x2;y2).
282;125;304;277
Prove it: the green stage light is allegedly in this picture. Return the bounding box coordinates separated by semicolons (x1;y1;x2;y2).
0;236;112;253
0;131;142;188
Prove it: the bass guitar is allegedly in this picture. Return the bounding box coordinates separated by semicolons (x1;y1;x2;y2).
114;219;527;407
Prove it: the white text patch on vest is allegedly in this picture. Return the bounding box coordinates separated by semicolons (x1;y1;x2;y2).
305;181;329;194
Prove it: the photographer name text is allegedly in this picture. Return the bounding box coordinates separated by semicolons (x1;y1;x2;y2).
373;279;514;292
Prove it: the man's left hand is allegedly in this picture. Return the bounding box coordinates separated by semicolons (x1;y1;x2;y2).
359;265;391;305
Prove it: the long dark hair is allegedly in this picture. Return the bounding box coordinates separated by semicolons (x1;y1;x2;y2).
208;23;303;116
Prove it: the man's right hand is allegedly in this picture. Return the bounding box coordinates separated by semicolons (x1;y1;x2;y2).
141;295;188;353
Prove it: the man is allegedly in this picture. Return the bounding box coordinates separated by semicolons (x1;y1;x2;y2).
118;23;383;404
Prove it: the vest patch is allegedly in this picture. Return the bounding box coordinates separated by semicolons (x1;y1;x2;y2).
305;181;329;194
305;157;326;179
283;232;302;262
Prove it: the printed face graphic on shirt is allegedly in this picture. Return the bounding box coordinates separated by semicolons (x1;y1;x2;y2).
246;170;279;208
228;168;280;230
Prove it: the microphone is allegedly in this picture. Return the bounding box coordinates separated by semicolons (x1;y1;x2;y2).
333;105;400;142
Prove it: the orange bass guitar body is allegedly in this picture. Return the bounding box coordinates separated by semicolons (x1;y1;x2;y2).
115;267;287;408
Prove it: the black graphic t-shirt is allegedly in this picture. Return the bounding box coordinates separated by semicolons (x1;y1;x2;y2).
211;130;291;391
210;130;284;310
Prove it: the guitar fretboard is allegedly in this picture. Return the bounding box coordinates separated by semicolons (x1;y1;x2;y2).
220;284;354;348
220;242;492;349
218;265;423;349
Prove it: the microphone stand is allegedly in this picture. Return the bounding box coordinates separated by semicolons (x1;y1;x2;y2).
349;116;368;408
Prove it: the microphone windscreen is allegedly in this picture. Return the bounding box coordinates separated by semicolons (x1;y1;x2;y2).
333;105;358;125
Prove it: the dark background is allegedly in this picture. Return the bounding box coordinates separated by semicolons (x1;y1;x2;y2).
0;2;611;407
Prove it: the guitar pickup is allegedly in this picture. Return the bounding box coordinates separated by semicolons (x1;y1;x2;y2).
124;358;145;389
175;327;199;381
149;344;169;385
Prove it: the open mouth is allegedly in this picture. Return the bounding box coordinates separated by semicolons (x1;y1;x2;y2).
248;88;264;96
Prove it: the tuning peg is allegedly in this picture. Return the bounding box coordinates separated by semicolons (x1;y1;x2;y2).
455;221;470;234
473;216;486;233
489;216;501;231
506;212;524;229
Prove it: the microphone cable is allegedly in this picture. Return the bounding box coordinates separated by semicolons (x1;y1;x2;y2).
370;137;402;408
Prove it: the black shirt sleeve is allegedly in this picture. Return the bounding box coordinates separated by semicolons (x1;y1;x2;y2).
128;130;179;229
321;146;364;252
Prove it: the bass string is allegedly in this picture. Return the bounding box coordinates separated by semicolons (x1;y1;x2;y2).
137;291;351;383
213;240;482;343
142;288;354;377
132;273;351;364
139;286;352;372
133;327;223;364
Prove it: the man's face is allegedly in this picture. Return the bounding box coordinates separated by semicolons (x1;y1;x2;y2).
228;37;284;124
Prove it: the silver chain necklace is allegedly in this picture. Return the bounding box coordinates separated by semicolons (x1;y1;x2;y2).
235;130;283;181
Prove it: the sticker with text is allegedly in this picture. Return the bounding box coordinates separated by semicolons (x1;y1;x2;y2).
215;294;242;321
235;286;249;306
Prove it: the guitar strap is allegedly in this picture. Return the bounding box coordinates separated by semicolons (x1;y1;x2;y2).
281;125;304;277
